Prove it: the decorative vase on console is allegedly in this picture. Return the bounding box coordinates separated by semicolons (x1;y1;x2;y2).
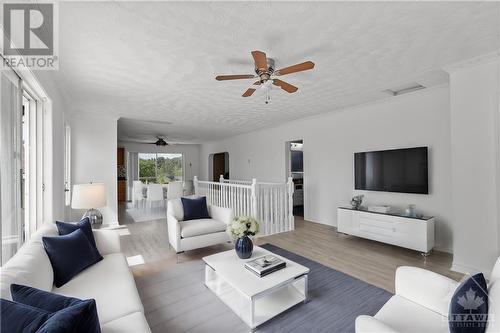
350;195;364;210
227;216;260;259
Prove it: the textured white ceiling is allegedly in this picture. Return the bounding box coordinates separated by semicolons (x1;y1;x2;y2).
52;1;499;142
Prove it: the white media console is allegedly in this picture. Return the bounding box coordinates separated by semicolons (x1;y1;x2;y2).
337;207;435;255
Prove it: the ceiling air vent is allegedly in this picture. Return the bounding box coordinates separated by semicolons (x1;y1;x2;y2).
383;82;426;96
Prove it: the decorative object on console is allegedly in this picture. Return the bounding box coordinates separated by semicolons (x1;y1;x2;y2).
350;195;364;210
71;183;107;225
405;204;417;218
10;284;101;333
368;205;391;214
42;229;103;287
117;165;127;179
449;273;488;333
227;216;259;259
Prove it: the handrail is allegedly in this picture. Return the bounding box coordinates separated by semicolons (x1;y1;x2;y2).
194;176;294;236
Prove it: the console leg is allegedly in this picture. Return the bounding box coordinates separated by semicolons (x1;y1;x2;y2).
421;250;431;263
421;250;431;257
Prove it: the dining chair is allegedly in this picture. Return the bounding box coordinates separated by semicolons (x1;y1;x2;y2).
167;181;183;199
147;184;164;213
132;181;145;209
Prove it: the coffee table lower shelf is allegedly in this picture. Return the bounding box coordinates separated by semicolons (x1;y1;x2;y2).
204;264;308;329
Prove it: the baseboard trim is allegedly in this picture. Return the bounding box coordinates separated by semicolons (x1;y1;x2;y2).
434;246;453;254
451;261;492;278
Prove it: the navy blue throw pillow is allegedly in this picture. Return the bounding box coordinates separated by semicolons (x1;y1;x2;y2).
0;298;52;333
10;284;101;333
449;273;488;333
36;299;100;333
56;217;103;261
42;229;103;287
181;196;211;221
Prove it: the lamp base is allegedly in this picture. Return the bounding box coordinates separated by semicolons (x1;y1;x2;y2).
82;208;103;225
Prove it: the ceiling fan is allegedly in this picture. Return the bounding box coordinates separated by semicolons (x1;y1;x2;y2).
215;50;315;103
123;136;171;146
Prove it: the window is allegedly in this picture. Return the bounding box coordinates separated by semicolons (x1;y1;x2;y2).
64;124;71;206
1;64;47;265
139;153;183;184
1;67;23;264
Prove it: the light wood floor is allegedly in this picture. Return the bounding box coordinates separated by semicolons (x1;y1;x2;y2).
118;202;463;293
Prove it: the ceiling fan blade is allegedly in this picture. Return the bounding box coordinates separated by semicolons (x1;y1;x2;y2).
242;88;256;97
251;51;268;71
215;74;255;81
274;61;315;76
273;79;298;93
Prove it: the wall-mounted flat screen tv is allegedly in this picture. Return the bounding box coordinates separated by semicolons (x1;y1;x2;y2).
354;147;428;194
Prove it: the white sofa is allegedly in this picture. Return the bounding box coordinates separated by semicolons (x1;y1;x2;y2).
356;259;500;333
167;198;233;256
0;223;151;333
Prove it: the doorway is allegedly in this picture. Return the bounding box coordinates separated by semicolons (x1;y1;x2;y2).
286;140;304;217
211;152;229;182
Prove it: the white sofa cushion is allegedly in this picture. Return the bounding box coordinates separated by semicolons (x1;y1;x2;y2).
486;279;500;333
0;242;54;299
374;295;449;333
53;253;143;324
0;269;28;300
0;223;57;299
395;266;458;317
101;311;151;333
179;219;227;238
168;198;185;221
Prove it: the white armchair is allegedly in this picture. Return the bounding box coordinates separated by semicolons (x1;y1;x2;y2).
355;266;461;333
167;198;233;261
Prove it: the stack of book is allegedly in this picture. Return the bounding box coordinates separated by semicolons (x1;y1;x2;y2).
244;255;286;277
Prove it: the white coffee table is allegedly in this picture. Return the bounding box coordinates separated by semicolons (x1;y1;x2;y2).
203;246;310;330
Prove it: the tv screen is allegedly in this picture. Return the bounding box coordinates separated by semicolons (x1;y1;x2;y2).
354;147;428;194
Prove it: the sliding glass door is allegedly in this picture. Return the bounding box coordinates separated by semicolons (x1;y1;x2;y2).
0;67;23;264
1;65;46;265
138;153;183;184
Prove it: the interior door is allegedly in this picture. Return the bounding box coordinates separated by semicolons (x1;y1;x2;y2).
212;153;225;182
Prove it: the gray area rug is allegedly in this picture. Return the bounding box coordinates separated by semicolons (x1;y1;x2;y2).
135;244;392;333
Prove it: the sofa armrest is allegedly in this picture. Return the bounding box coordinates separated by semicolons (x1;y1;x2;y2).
93;229;121;255
395;266;459;316
355;315;400;333
167;213;181;252
209;205;233;225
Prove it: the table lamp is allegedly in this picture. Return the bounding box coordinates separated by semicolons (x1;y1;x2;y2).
71;183;107;225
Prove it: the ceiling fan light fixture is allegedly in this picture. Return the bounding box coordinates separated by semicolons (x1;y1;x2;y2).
215;50;314;101
155;138;168;146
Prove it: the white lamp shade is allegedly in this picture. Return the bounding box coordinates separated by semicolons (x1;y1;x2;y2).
71;183;107;209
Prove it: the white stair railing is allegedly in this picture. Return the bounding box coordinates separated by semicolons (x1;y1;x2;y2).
194;176;294;236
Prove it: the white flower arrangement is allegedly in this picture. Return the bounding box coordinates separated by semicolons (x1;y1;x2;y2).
227;216;259;238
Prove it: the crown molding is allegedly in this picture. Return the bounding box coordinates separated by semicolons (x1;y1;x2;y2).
444;51;500;74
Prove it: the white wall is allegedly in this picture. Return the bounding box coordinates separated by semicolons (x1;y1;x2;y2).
32;71;69;223
200;86;453;251
118;142;200;184
70;114;118;225
448;57;500;275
